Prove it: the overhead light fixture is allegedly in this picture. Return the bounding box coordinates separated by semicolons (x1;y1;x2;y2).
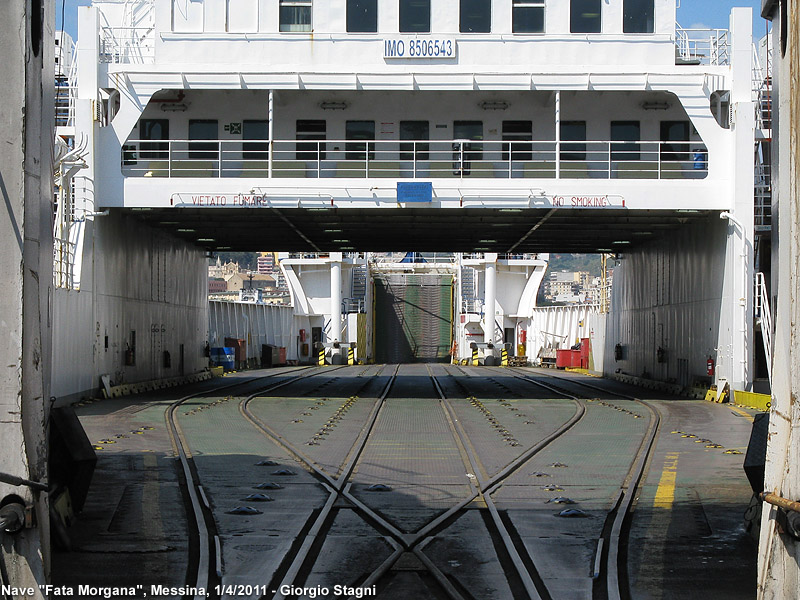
197;238;215;242
641;101;670;111
177;228;196;233
613;240;631;244
320;101;348;110
480;101;509;111
479;239;497;243
160;102;189;112
332;239;350;243
159;221;179;225
324;229;343;233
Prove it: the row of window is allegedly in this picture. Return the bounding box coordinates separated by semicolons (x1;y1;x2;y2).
282;0;655;34
134;118;691;162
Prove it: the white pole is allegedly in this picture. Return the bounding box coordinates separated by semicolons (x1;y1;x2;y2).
484;255;497;345
330;260;342;343
268;89;274;178
555;90;561;179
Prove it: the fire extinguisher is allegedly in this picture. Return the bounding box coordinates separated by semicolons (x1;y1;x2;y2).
299;329;306;342
707;357;715;377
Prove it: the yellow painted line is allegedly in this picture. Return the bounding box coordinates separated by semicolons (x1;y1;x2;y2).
653;452;679;509
728;405;755;423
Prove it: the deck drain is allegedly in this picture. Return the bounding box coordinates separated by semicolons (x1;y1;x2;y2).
547;497;575;504
366;484;392;492
254;482;283;490
242;494;274;502
228;506;262;515
555;509;588;518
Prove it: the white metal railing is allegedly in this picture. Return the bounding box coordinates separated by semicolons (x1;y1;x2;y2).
752;42;773;131
100;26;155;63
53;238;77;289
675;24;730;66
55;40;77;128
121;139;709;180
462;252;539;260
370;252;457;265
755;161;772;231
755;272;773;382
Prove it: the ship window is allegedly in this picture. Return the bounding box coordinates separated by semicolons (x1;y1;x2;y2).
454;120;483;162
243;120;269;160
623;0;654;33
296;120;326;161
570;0;601;33
400;0;431;33
513;0;545;34
502;121;533;161
346;121;375;160
347;0;377;32
188;120;219;160
280;0;312;32
460;0;491;33
400;121;429;161
560;121;586;161
660;121;690;162
140;119;169;160
610;121;640;161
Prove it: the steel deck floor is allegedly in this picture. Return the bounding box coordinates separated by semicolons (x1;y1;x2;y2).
53;366;758;599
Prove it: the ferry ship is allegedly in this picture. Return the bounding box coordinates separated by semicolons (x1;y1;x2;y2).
54;0;765;399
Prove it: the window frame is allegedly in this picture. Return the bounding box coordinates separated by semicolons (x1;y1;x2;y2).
610;120;641;161
345;120;376;161
570;0;601;34
243;120;269;161
512;0;545;34
279;0;312;32
502;120;533;161
460;0;491;33
400;120;430;161
139;118;170;160
400;0;431;33
560;121;586;161
188;119;218;160
347;0;378;33
622;0;654;34
296;119;326;161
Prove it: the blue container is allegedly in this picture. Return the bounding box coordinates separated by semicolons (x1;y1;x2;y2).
210;347;235;371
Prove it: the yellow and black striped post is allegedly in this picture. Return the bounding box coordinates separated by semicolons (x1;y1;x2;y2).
318;347;326;366
501;348;509;367
472;347;479;366
348;348;355;365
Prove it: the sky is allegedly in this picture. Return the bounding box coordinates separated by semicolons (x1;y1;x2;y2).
56;0;769;41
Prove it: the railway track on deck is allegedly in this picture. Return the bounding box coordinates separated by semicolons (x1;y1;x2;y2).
164;366;344;600
167;365;663;600
501;367;663;600
237;365;589;600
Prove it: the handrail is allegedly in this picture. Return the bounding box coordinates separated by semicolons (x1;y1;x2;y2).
755;272;773;383
675;24;730;66
121;138;709;181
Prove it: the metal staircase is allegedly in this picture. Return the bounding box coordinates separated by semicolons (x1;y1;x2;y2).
345;264;368;313
460;266;480;313
755;272;773;383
